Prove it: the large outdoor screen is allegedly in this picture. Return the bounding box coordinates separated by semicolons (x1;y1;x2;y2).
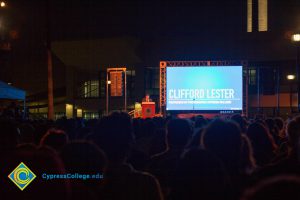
166;66;243;112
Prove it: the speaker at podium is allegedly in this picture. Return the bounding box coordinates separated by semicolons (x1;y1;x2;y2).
142;102;155;118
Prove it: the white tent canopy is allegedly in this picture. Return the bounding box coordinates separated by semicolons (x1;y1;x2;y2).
0;81;26;100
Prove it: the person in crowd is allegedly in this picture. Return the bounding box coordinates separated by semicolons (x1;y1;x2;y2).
265;118;281;146
246;122;277;167
40;128;69;152
147;118;192;198
274;117;285;139
231;114;248;133
170;148;232;200
240;134;257;174
201;119;242;175
201;118;246;198
60;141;108;199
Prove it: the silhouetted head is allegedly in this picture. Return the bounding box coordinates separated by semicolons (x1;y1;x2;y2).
231;114;247;132
287;116;300;149
92;112;134;164
40;129;69;152
141;119;156;137
166;119;192;149
194;116;208;129
246;122;277;166
172;148;230;200
201;119;242;172
60;141;107;186
247;122;277;147
274;117;284;132
265;118;280;137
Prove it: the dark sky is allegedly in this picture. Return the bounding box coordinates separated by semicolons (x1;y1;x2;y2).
1;0;300;91
8;0;246;40
4;0;299;46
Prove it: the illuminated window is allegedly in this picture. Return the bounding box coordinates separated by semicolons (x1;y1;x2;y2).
247;0;253;32
249;68;256;85
83;112;99;119
247;0;268;32
78;80;99;98
258;0;268;31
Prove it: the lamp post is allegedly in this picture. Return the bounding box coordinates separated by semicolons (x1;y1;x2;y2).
287;74;296;113
106;74;111;115
292;34;300;112
46;0;54;120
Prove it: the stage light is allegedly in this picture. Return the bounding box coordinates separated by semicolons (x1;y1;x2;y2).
287;74;296;80
292;34;300;42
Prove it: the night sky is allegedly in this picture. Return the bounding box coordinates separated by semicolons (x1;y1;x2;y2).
1;0;300;92
6;0;300;54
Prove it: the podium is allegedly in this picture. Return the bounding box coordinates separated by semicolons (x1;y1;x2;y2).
142;102;155;118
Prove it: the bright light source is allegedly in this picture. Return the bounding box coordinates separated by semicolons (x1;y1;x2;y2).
292;34;300;42
7;82;12;85
107;80;111;84
0;1;6;7
287;74;296;80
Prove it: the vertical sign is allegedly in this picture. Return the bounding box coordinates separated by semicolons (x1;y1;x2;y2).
110;71;123;96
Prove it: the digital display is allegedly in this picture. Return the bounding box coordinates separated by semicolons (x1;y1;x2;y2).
166;66;243;112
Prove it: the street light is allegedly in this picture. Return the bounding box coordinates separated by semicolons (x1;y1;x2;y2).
0;1;6;8
287;74;296;113
292;33;300;112
292;34;300;42
287;74;296;80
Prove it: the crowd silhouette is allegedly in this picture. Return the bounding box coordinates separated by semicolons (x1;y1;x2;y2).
1;111;300;200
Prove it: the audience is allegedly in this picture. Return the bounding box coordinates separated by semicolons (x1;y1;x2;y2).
1;111;300;200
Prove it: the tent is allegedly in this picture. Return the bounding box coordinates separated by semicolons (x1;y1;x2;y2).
0;81;26;100
0;81;26;117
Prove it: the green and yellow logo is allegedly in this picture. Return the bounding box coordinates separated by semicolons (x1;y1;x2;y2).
8;162;36;191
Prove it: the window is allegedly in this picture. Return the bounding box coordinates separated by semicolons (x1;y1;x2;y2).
78;80;99;98
145;68;159;96
126;70;136;98
258;0;268;31
247;0;268;32
249;68;256;85
247;0;253;32
83;112;99;119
